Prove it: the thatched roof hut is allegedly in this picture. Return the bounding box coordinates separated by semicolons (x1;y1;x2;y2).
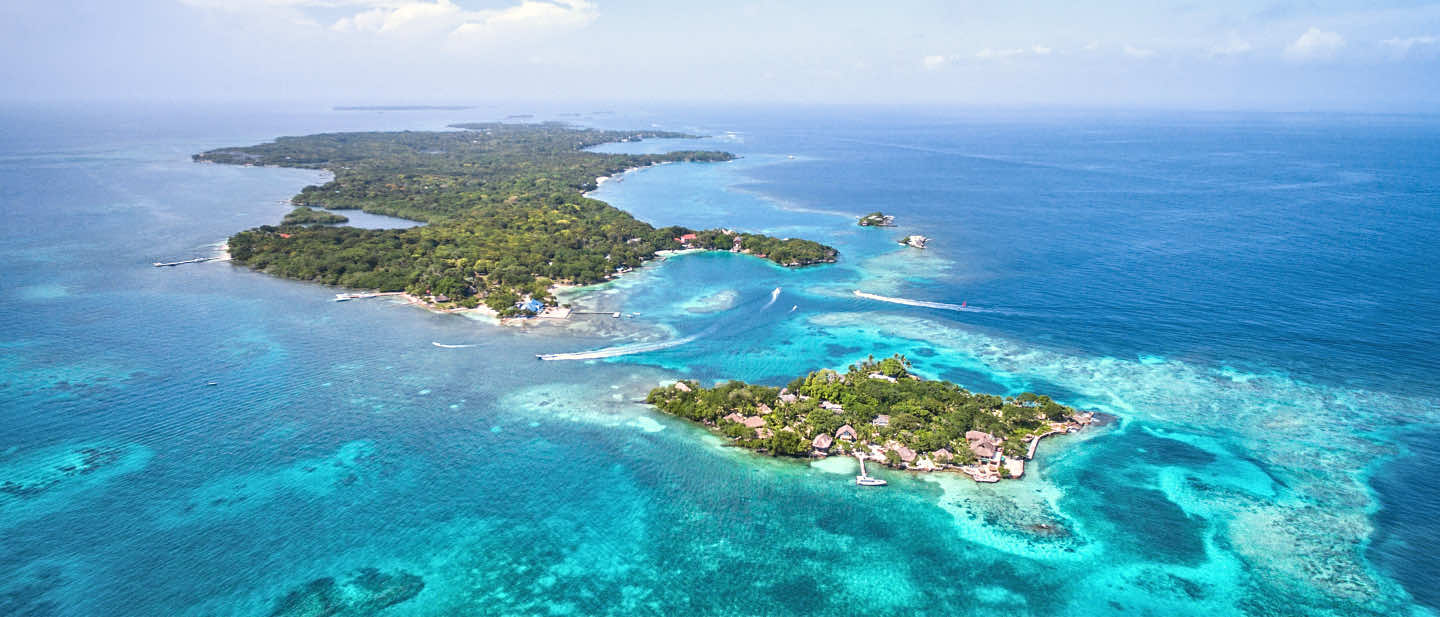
812;433;834;450
835;424;858;441
966;431;999;459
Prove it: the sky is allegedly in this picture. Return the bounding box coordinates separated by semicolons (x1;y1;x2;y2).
3;0;1439;111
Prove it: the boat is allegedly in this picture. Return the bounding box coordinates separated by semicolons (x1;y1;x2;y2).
855;454;888;486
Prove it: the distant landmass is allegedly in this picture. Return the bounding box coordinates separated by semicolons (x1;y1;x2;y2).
194;123;837;316
333;105;474;111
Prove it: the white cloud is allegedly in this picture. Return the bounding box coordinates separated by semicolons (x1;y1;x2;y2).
1122;45;1154;58
1285;27;1345;61
976;47;1025;59
452;0;597;41
332;1;464;34
922;55;948;70
1209;39;1253;56
1380;35;1438;57
190;0;597;42
1032;45;1052;55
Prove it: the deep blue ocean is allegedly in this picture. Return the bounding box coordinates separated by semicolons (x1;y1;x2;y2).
2;103;1437;616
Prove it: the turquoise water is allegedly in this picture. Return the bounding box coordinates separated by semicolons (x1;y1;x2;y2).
2;104;1437;616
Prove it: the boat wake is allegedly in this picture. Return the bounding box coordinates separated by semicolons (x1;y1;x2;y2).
432;342;477;349
538;287;788;361
537;324;719;361
761;287;782;310
852;290;1026;316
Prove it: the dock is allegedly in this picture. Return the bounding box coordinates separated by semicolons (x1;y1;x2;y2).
334;292;404;301
152;257;215;267
570;311;623;318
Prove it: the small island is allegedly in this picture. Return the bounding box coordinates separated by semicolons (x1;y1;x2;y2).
899;234;929;249
858;211;895;227
196;123;837;317
281;206;349;225
646;354;1094;482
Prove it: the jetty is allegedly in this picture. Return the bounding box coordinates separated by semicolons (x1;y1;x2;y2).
570;311;622;318
152;257;215;267
334;292;404;301
855;454;887;486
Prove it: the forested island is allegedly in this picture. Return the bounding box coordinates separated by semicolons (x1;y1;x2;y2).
196;123;837;316
646;355;1095;482
281;206;348;225
857;211;895;227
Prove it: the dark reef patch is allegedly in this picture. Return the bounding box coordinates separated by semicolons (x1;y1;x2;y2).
268;568;424;617
0;446;125;498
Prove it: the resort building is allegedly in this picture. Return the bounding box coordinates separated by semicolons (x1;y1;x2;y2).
966;430;999;460
812;433;833;452
835;425;858;441
872;415;891;427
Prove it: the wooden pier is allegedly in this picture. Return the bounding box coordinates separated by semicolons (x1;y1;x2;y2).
152;257;215;267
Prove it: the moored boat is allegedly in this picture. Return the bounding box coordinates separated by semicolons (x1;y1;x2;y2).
855;454;888;486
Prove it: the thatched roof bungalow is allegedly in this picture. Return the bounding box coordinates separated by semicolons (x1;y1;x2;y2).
812;433;834;451
835;424;858;441
966;430;999;459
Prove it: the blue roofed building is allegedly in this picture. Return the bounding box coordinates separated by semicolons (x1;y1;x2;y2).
517;298;545;314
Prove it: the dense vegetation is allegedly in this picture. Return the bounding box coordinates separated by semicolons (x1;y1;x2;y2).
197;123;837;314
857;211;894;227
281;206;348;225
646;354;1084;468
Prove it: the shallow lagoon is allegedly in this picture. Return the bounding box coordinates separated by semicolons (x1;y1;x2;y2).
1;104;1437;616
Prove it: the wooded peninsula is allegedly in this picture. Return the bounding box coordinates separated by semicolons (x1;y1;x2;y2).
646;355;1095;482
195;123;837;315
